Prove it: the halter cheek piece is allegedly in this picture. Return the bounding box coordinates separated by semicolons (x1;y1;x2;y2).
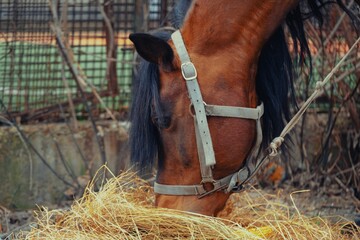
154;30;265;198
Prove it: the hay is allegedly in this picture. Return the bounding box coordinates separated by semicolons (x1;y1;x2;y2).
219;189;360;239
20;168;360;239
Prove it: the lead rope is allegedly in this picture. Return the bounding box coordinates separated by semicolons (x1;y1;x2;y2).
233;37;360;191
269;37;360;157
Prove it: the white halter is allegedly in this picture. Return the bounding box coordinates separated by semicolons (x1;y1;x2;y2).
154;30;265;198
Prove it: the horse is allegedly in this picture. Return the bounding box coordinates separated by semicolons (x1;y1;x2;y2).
129;0;356;216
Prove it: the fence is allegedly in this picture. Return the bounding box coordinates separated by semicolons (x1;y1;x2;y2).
0;0;174;123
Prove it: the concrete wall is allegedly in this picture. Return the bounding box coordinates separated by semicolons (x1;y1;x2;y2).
0;121;130;210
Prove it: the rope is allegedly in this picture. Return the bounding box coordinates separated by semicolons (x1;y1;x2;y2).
269;36;360;156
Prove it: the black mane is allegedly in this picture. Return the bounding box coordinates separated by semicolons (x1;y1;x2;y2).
130;0;357;173
129;32;170;174
169;0;193;28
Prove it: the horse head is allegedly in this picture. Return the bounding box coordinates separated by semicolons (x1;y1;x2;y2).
129;0;344;216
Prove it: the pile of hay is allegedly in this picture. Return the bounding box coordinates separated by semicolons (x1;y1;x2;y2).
219;189;359;239
20;169;359;239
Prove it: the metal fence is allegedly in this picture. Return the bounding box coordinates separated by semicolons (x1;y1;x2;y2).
0;1;358;123
0;0;174;123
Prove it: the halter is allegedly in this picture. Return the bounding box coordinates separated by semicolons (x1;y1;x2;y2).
154;30;265;198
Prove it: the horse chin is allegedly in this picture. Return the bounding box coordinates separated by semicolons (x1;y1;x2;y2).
154;192;231;216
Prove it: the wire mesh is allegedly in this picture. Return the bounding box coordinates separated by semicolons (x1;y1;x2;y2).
0;0;175;122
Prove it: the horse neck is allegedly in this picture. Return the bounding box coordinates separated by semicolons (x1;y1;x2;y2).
181;0;299;58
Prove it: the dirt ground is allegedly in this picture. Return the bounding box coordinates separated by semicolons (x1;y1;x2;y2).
264;182;360;222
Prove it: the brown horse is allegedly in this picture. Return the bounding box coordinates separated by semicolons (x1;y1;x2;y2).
129;0;355;216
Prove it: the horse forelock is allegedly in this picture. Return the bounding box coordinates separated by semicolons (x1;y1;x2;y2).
130;31;172;174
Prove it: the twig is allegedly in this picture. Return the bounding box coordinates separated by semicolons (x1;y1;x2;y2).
59;104;93;179
0;99;76;188
0;222;37;239
334;176;352;194
90;85;117;121
59;0;78;130
313;1;352;59
49;0;107;165
61;57;78;130
0;116;34;191
317;57;360;168
277;37;360;140
96;0;115;92
52;137;79;187
295;0;354;83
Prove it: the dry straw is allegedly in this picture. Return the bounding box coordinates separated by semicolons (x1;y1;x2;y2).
219;189;360;239
20;167;359;239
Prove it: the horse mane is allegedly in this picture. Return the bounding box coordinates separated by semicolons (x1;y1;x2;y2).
130;32;170;174
130;0;357;172
168;0;193;28
256;0;357;146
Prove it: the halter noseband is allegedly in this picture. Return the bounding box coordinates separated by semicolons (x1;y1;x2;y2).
154;30;265;198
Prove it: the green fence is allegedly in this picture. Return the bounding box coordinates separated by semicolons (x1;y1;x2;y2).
0;0;174;122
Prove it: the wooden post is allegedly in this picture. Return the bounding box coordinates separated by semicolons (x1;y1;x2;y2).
161;0;168;23
135;0;148;32
103;0;119;96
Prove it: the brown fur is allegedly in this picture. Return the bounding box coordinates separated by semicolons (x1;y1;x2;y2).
154;0;299;216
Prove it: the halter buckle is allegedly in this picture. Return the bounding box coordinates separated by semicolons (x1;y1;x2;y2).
181;62;197;81
197;180;227;199
231;184;245;193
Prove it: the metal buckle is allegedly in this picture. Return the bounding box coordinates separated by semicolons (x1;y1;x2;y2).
231;184;244;193
197;181;227;199
181;62;197;81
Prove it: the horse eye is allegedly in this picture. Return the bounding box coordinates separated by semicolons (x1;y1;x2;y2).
152;115;171;129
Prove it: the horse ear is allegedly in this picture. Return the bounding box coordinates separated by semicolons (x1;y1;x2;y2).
129;33;174;70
